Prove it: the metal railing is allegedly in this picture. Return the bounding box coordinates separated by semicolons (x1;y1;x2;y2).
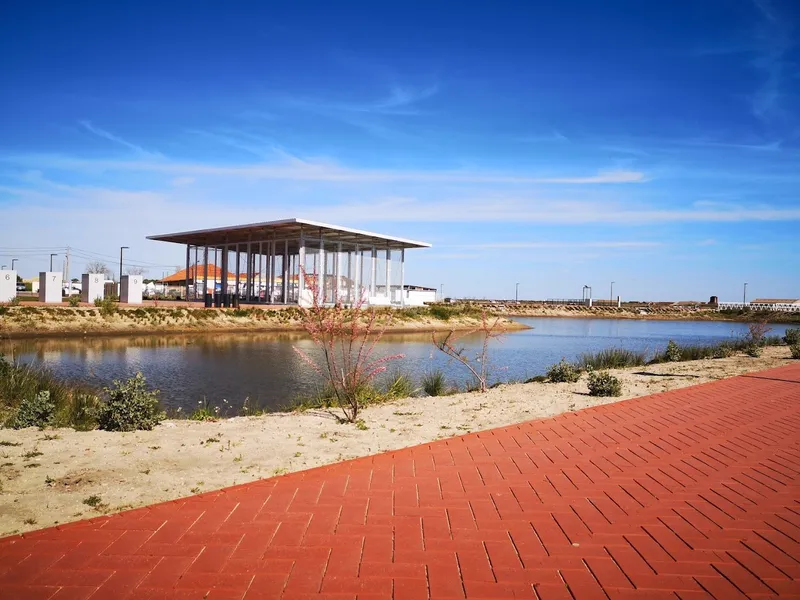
717;302;800;313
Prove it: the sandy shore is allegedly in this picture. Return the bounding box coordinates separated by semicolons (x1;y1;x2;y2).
0;305;526;339
0;345;794;537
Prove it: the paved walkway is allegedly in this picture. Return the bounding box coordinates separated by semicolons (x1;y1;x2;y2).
1;365;799;599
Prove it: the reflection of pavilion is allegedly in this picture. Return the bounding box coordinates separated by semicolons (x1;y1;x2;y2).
148;218;431;306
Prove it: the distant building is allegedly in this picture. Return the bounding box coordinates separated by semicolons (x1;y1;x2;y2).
751;298;800;305
148;218;431;306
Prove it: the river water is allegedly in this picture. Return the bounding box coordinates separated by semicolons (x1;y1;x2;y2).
1;318;790;413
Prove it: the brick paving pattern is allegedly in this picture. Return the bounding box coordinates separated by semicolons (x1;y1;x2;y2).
1;364;799;599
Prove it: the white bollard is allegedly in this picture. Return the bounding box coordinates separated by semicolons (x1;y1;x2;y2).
39;272;62;304
120;275;143;304
0;270;16;303
81;274;105;303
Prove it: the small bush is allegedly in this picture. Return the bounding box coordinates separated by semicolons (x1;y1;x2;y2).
422;370;447;396
11;391;55;429
547;359;581;383
94;297;116;316
98;373;165;431
746;321;771;347
579;348;648;370
712;344;734;359
745;345;762;357
790;344;800;359
524;375;548;383
66;295;80;307
784;328;800;346
385;371;415;399
587;369;622;397
666;340;681;362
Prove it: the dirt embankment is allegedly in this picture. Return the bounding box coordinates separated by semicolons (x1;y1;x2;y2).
501;303;800;323
0;345;793;537
0;304;527;339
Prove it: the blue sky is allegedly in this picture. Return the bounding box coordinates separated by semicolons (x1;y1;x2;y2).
1;0;798;301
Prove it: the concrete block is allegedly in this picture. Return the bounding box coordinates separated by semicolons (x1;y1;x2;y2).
81;274;105;303
0;270;16;303
39;272;62;304
120;275;143;304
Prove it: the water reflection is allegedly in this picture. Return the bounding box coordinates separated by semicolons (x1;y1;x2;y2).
1;319;789;413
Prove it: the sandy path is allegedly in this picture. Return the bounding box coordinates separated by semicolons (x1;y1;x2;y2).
0;346;794;537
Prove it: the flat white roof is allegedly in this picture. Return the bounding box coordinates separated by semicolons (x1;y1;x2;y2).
148;218;431;250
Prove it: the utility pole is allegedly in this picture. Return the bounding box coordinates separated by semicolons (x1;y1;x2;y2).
65;247;70;284
49;253;58;271
743;282;748;304
119;246;129;282
610;281;615;303
440;284;444;301
515;282;520;302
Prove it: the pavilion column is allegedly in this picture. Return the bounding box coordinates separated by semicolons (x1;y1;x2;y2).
221;245;228;296
370;246;377;299
257;241;263;303
193;245;199;300
400;248;405;308
385;247;391;303
353;244;361;305
282;240;289;304
203;246;208;302
335;242;342;303
244;242;250;301
270;241;276;304
235;244;241;299
318;235;325;304
185;245;191;303
298;235;306;304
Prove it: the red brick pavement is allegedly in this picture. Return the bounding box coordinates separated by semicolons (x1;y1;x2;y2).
1;364;799;599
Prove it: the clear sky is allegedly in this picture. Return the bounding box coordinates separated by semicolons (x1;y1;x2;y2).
1;0;798;301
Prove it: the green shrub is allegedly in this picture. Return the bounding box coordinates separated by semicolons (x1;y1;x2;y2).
422;370;446;396
587;369;622;397
578;348;648;370
790;344;800;359
547;359;581;383
11;391;55;429
784;328;800;346
66;295;80;307
98;373;165;431
385;371;415;398
666;340;681;362
745;345;762;358
94;297;116;316
524;375;548;383
712;344;734;359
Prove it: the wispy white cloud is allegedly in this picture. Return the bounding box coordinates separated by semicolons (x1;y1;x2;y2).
749;0;795;124
317;197;800;225
279;84;439;117
4;154;646;185
78;121;161;157
461;241;663;249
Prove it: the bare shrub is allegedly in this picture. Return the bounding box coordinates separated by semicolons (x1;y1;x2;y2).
432;311;506;393
293;272;403;423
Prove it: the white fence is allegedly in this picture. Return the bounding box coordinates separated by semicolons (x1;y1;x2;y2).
717;302;800;313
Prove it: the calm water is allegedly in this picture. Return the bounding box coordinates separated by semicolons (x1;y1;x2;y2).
1;318;790;413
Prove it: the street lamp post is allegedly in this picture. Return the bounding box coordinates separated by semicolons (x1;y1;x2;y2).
610;281;615;303
11;259;18;270
49;253;58;271
743;282;748;304
515;282;520;303
440;284;444;301
119;246;129;283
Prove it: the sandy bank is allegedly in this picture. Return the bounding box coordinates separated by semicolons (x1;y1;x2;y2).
0;305;527;339
0;345;793;537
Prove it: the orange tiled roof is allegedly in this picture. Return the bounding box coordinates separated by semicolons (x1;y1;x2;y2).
160;265;247;283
